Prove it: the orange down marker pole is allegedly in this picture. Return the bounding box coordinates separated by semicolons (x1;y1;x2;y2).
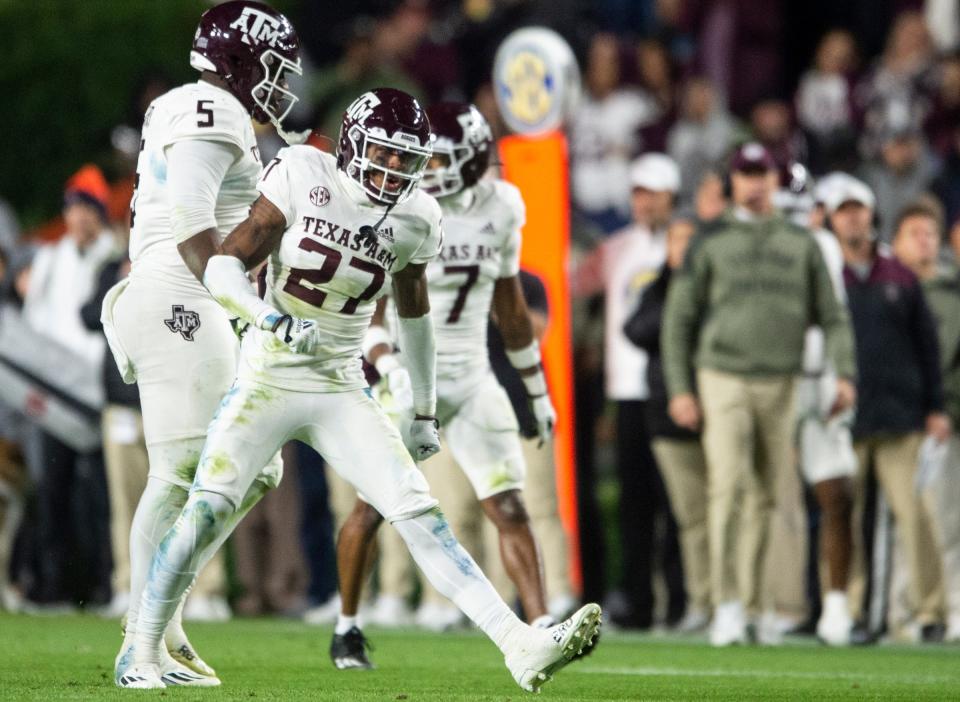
499;131;581;593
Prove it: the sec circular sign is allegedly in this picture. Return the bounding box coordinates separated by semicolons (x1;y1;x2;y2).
493;27;581;137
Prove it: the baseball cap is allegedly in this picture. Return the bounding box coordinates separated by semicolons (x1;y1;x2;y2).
730;142;777;173
630;153;680;193
821;174;875;214
64;164;110;221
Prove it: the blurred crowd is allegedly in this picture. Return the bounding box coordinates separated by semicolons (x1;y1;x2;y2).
1;0;960;646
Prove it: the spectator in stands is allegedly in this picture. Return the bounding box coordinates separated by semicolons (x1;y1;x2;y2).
635;39;677;152
667;77;736;208
571;153;684;628
662;142;856;646
933;125;960;230
924;53;960;159
21;165;117;607
854;10;937;160
831;179;948;641
570;33;658;234
795;29;859;172
750;98;807;174
891;203;960;642
624;212;711;633
859;122;939;244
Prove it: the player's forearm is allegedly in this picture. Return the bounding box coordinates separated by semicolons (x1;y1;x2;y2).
177;228;221;282
396;313;436;417
203;254;283;330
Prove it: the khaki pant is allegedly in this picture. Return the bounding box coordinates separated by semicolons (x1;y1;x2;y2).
102;405;225;598
763;445;809;621
697;369;798;610
923;435;960;623
326;465;414;600
849;433;944;625
652;438;710;613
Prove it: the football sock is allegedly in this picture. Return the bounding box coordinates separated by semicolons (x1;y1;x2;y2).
335;615;358;635
392;508;523;652
126;475;189;637
135;489;234;664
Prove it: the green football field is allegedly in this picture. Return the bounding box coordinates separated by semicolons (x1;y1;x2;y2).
1;613;958;701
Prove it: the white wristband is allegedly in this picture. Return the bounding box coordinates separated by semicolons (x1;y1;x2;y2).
522;369;548;397
506;340;541;370
363;325;393;360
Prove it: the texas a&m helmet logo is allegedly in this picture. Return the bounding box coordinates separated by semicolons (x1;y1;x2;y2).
229;6;285;48
164;305;201;341
310;185;330;207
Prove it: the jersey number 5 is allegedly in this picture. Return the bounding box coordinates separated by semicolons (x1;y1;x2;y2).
284;238;385;315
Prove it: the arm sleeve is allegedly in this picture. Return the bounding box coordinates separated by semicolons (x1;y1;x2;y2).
498;183;525;278
809;241;857;381
912;284;945;414
396;313;437;416
165;139;238;244
203;255;281;330
661;239;706;398
256;148;296;228
409;198;444;266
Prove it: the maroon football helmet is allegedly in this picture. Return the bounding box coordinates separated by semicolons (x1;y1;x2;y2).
337;88;434;205
421;102;493;197
190;0;301;127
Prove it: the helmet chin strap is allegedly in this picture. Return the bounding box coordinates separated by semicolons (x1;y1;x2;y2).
359;204;395;245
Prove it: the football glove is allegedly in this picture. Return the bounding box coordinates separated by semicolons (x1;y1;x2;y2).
406;416;441;462
531;394;557;447
271;314;319;353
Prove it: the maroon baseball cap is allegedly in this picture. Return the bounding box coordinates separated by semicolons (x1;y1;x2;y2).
730;142;777;174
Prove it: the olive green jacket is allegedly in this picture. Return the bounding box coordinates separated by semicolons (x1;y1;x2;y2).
662;210;856;397
921;267;960;425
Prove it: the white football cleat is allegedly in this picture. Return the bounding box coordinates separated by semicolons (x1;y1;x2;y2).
816;591;853;647
710;601;748;647
115;644;165;689
504;603;602;693
167;638;218;678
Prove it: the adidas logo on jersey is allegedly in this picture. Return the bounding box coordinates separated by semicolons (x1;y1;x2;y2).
480;222;496;235
377;227;394;242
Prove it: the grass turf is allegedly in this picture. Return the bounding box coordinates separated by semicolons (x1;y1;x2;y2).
1;613;958;700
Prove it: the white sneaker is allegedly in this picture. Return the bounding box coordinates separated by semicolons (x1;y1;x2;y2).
710;601;748;647
503;603;602;693
368;594;413;628
816;591;853;647
0;584;23;613
675;607;710;633
303;594;341;626
757;610;792;646
183;594;231;622
415;601;464;632
945;615;960;643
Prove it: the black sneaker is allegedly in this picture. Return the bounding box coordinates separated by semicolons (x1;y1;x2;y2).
330;627;375;670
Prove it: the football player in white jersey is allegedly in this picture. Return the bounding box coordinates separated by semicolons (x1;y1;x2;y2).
329;102;559;669
121;87;600;692
102;1;303;688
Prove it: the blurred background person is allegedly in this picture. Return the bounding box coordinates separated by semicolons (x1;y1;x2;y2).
831;178;948;642
572;153;684;629
20;165;117;608
570;33;658;235
663;142;856;646
891;203;960;642
624;212;710;633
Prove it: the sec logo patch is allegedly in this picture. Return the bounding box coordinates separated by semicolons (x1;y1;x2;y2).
310;185;330;207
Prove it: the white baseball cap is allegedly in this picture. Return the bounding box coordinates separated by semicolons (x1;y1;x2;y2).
820;173;876;214
630;153;680;193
